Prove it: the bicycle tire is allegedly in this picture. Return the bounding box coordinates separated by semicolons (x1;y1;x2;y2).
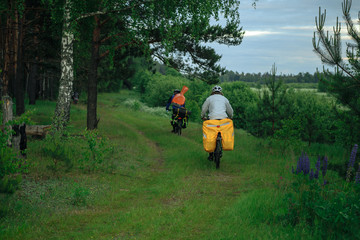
177;119;182;135
214;133;222;169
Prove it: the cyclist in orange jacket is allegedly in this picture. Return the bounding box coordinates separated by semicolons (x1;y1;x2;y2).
166;89;183;111
166;89;185;132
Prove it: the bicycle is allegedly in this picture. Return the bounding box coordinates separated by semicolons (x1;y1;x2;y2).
171;107;190;136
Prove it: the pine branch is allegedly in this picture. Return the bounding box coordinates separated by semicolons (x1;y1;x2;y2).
313;6;359;83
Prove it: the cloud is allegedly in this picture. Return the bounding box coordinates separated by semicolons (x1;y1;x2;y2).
244;30;283;37
281;26;315;30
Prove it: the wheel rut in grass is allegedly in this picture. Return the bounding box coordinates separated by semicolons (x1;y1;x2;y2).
112;119;164;171
96;101;165;171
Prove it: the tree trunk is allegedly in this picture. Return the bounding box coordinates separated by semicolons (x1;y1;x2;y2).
87;16;101;130
8;1;18;99
2;95;13;146
12;123;27;157
2;0;16;98
53;0;74;131
27;10;41;105
2;0;16;145
15;13;25;116
28;62;38;105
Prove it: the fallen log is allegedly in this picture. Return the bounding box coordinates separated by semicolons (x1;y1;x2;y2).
26;125;51;137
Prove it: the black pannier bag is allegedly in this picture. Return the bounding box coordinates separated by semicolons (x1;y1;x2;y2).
172;107;191;128
173;107;191;119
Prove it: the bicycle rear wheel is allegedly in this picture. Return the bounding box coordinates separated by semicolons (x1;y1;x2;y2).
177;119;182;135
214;133;222;169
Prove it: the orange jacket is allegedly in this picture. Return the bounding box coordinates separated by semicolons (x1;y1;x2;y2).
171;85;188;106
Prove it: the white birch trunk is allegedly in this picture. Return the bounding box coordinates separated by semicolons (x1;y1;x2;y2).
53;0;74;131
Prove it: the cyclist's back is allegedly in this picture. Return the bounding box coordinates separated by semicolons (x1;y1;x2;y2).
201;86;233;120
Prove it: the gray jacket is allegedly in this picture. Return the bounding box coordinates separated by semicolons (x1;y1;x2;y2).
201;94;233;120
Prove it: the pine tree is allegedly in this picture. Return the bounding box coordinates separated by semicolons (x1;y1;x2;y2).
261;63;287;136
313;0;360;117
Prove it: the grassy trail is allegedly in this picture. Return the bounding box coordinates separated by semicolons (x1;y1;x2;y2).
1;92;313;239
94;94;253;239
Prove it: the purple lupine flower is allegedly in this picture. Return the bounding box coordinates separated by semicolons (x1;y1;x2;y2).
296;153;304;173
292;152;314;176
355;172;360;184
314;156;321;179
309;169;314;180
316;156;321;171
303;153;310;175
314;171;319;179
348;144;358;169
346;144;358;181
322;156;328;177
294;153;304;174
323;180;328;185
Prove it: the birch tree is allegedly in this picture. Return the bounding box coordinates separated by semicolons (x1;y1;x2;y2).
53;0;74;131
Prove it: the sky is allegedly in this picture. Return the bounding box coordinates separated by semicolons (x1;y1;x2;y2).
210;0;360;75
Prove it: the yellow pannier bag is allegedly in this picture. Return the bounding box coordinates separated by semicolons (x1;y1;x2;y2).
202;119;234;153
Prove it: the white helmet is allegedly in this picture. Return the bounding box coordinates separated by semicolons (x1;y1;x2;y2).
212;85;222;93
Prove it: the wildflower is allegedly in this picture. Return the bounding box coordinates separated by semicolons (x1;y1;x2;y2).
346;144;358;181
314;156;321;179
303;153;310;175
322;156;328;177
295;159;301;174
348;144;358;169
355;172;360;184
294;153;304;174
309;169;314;180
292;152;311;175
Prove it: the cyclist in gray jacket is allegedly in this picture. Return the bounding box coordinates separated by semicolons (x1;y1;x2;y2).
201;85;233;120
201;85;233;161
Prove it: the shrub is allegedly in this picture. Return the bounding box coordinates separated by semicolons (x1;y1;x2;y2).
221;81;258;129
42;131;73;173
142;73;188;107
0;112;29;194
79;130;114;173
274;117;304;155
71;183;90;206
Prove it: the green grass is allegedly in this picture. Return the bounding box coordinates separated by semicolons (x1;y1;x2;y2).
0;90;348;239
